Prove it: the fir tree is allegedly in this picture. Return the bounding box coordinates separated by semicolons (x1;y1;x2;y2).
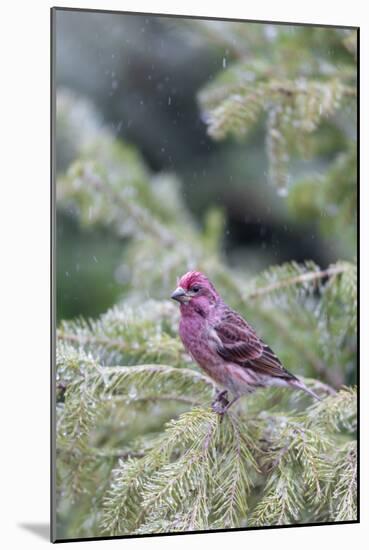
54;22;357;539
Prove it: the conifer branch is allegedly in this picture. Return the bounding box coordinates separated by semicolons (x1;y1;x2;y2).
247;264;348;299
57;330;127;352
55;29;357;534
82;166;176;247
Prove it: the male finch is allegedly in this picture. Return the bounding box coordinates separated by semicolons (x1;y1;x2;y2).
171;271;321;414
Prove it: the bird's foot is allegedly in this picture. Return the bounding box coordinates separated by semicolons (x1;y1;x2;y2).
211;400;229;416
211;390;230;415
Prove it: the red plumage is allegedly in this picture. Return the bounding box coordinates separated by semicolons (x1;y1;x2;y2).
171;271;321;413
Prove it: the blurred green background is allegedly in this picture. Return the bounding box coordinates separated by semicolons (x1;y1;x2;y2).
55;10;356;321
54;11;357;539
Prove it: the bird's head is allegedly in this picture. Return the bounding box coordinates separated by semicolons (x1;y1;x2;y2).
171;271;219;312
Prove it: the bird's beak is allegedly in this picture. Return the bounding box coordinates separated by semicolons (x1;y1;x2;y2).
171;287;189;303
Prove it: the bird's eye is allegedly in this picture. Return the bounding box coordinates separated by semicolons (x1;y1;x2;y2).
191;285;200;293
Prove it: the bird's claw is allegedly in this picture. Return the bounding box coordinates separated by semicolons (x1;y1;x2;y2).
211;390;230;415
211;401;228;415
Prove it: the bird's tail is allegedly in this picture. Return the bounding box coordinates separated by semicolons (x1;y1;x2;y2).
289;378;322;401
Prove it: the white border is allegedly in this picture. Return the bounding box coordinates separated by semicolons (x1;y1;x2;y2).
1;1;366;548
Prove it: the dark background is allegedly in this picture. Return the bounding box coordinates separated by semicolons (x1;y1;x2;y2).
55;10;354;320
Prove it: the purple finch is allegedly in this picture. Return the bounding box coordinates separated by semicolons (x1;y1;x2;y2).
171;271;321;413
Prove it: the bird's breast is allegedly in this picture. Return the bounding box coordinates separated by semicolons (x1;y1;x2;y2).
179;316;219;368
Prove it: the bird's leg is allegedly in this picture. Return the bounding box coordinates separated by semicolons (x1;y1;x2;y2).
211;389;230;414
212;389;228;403
224;396;241;411
212;393;241;416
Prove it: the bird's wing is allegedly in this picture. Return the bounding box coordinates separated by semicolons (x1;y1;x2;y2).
212;309;296;379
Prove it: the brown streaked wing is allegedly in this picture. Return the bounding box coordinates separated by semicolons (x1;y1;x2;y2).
214;309;296;380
